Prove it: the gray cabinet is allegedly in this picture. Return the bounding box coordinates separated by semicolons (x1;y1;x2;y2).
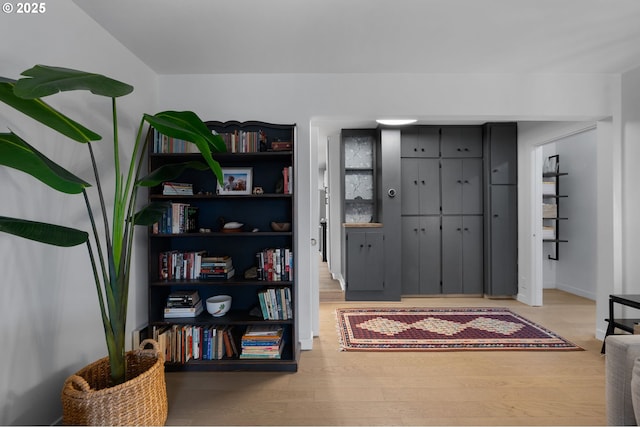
442;216;484;294
441;158;483;215
345;226;384;300
401;216;441;295
401;158;440;215
401;126;439;157
440;126;483;158
483;122;518;297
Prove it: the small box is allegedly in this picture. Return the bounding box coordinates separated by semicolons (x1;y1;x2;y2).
270;141;293;151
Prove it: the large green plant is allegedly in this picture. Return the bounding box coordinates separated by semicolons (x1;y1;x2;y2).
0;65;225;385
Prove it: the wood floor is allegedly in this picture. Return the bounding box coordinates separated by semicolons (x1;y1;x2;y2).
165;264;606;426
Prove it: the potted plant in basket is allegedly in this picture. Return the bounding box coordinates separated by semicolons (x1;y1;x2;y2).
0;65;226;425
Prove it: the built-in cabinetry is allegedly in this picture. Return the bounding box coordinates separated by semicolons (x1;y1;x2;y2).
483;123;518;296
400;125;484;295
147;121;298;372
543;154;568;260
343;123;518;299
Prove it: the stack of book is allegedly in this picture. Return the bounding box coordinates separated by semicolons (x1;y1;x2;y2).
164;290;203;318
240;325;284;359
200;255;235;280
162;181;194;196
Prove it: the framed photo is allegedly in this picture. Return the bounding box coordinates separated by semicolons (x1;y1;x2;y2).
217;167;253;195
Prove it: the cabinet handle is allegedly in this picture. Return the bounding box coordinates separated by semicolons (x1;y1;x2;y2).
457;227;462;231
493;169;499;173
414;228;418;232
457;180;462;184
360;244;364;248
421;228;426;232
464;228;469;231
414;180;418;185
493;214;499;218
464;148;469;151
414;148;418;152
421;148;425;152
421;180;425;184
368;244;372;248
457;148;462;152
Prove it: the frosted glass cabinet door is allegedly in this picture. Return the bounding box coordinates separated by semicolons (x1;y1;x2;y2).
342;129;377;223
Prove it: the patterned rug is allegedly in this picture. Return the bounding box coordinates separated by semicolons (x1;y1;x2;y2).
336;307;582;351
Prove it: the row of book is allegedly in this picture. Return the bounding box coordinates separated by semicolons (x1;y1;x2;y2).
218;130;266;153
240;325;284;359
256;248;293;282
159;252;234;281
257;288;293;320
152;202;198;235
152;324;239;363
152;129;200;154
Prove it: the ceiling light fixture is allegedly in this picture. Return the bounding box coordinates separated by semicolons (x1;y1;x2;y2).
376;119;417;126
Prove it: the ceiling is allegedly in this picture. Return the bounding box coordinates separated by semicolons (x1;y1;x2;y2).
75;0;640;75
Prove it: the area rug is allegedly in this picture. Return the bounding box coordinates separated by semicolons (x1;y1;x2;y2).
336;307;582;351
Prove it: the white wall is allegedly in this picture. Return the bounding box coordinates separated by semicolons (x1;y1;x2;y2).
556;129;598;299
0;1;157;424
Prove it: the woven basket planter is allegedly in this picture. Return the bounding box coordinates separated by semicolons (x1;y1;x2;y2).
61;339;168;426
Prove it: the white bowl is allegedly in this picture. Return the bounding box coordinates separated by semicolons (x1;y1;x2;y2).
206;295;232;317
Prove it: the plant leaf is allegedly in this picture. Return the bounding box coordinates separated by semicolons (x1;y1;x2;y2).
137;161;210;187
133;202;171;226
14;65;133;99
144;111;226;184
0;81;101;143
0;216;88;247
0;132;91;194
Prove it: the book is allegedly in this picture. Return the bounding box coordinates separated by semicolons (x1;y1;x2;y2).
200;268;235;280
166;290;200;307
162;181;194;195
164;300;203;318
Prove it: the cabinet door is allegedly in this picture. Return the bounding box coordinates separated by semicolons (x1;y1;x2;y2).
442;216;483;294
401;217;421;294
461;159;483;214
442;216;463;294
489;186;517;295
488;124;517;185
441;159;483;215
401;126;439;158
347;231;384;292
440;126;482;158
402;217;441;295
401;158;440;215
461;216;483;294
418;216;442;294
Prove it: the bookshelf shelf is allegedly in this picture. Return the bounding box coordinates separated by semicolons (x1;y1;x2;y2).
146;120;298;372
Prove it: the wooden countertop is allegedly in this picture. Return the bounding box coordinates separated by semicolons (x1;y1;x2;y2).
342;222;383;228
